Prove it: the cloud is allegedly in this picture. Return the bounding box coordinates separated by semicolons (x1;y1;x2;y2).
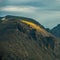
0;0;60;28
7;0;40;3
0;6;38;13
0;0;8;7
1;0;60;10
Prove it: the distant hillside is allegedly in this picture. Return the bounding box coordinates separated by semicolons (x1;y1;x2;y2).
0;15;59;60
51;24;60;38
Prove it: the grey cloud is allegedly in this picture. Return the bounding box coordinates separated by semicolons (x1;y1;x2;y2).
0;0;7;6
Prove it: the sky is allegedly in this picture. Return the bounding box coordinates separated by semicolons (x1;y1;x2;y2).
0;0;60;29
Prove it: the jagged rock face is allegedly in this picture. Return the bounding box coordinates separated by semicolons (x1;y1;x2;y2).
0;16;59;60
51;24;60;38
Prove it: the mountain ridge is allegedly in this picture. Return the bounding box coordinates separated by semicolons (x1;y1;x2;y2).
0;15;60;60
4;15;45;28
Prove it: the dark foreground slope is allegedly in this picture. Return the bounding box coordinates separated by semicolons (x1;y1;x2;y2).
0;16;59;60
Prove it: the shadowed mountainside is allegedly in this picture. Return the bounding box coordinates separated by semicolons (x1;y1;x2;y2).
51;24;60;38
0;15;59;60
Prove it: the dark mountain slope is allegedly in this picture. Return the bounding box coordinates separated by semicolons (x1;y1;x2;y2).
0;17;3;20
0;17;3;23
0;16;59;60
46;25;60;59
51;24;60;38
51;24;60;59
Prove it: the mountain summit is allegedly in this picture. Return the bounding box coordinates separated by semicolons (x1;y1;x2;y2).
0;15;59;60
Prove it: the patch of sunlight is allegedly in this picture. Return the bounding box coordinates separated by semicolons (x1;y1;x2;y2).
21;20;49;36
21;20;41;30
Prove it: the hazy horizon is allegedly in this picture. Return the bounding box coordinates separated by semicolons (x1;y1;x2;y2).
0;0;60;29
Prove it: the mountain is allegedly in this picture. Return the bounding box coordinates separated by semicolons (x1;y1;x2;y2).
46;24;60;59
51;24;60;38
0;15;59;60
0;17;3;23
0;17;3;20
